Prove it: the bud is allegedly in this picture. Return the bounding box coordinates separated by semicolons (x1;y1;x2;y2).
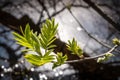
97;53;114;63
112;38;120;45
79;55;84;59
105;53;114;58
97;57;105;63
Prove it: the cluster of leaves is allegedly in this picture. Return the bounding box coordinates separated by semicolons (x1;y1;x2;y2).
13;18;67;68
67;38;83;57
53;52;67;69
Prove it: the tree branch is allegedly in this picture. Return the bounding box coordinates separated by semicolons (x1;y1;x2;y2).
65;45;118;63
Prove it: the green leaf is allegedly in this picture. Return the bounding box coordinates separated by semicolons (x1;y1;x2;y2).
25;23;31;40
67;38;83;56
30;32;42;55
15;38;33;49
21;49;33;52
39;36;46;48
25;54;54;66
39;18;58;50
13;28;34;49
47;37;56;46
31;32;40;46
47;45;56;49
43;55;55;62
25;54;42;66
53;52;67;69
12;32;26;42
20;26;25;36
43;50;53;57
13;32;33;49
51;18;55;28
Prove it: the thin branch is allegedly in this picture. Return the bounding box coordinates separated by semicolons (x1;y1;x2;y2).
65;45;118;63
37;0;51;19
71;4;89;8
37;7;66;26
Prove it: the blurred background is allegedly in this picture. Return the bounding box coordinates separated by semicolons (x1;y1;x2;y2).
0;0;120;80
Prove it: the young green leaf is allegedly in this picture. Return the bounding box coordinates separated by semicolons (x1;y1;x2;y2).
12;32;26;42
20;26;25;36
15;38;33;49
43;50;53;57
13;31;34;49
25;53;54;66
67;38;83;56
47;45;56;49
39;18;58;50
53;52;67;69
25;23;31;40
25;54;42;66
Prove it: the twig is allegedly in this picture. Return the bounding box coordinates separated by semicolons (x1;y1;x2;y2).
37;7;66;26
37;0;51;19
71;4;89;8
65;45;118;63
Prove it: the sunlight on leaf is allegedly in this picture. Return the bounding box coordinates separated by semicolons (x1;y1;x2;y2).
67;38;83;56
